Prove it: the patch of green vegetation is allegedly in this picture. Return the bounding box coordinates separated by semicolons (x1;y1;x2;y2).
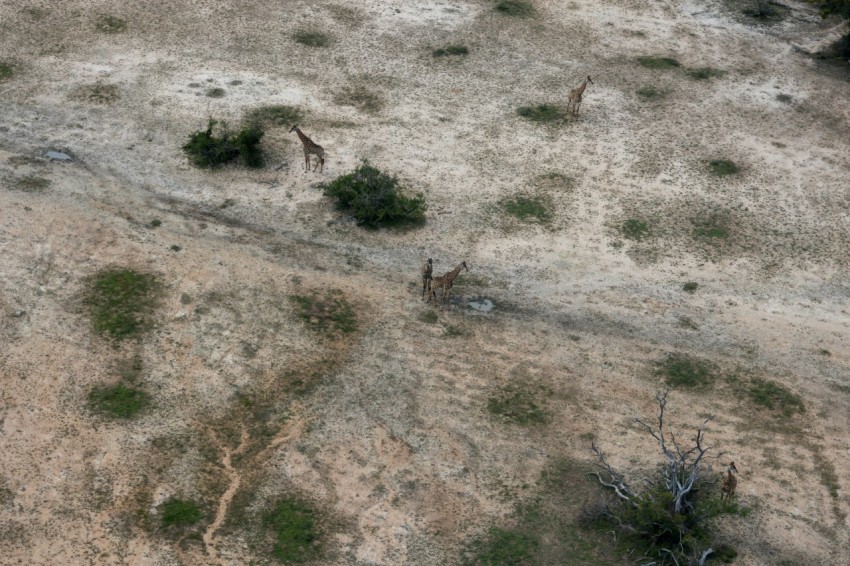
621;218;650;240
748;378;805;416
85;269;160;341
495;1;535;17
686;67;725;80
637;56;680;69
95;15;127;34
683;281;699;293
89;383;149;419
692;217;730;239
246;105;303;127
418;310;438;324
183;118;265;169
0;62;13;79
161;499;202;528
293;30;330;47
470;528;537;565
290;290;357;335
334;86;384;113
170;245;181;252
433;44;469;57
636;86;665;100
149;219;162;228
500;195;552;223
206;87;225;98
13;176;50;192
487;384;547;425
818;348;831;356
707;159;740;176
659;354;717;388
516;104;564;123
321;160;426;228
443;324;465;338
776;93;793;103
810;447;840;499
742;0;789;21
264;497;321;563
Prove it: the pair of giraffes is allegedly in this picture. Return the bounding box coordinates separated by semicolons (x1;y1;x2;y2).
421;258;468;308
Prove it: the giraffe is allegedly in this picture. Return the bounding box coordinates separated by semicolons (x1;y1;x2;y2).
567;75;593;117
421;258;433;300
720;461;738;501
289;125;325;172
428;261;468;309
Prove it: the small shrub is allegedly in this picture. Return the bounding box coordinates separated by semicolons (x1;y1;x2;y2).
294;30;330;47
265;498;320;563
637;56;680;69
149;219;162;228
246;105;303;127
516;104;564;123
418;310;438;324
334;86;384;113
692;217;730;239
290;290;357;335
321;161;426;227
501;195;551;223
182;118;265;169
206;87;225;98
636;86;665;100
487;384;547;425
89;384;148;418
161;499;202;528
14;176;50;192
471;528;538;564
683;281;699;293
686;67;724;80
707;159;739;176
776;93;793;103
433;45;469;57
95;15;127;34
85;269;159;341
748;378;805;416
659;354;716;388
0;62;13;79
495;1;535;17
170;245;181;252
622;219;649;240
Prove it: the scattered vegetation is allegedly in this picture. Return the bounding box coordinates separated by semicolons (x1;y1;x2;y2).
495;1;535;17
334;86;384;113
748;378;805;416
320;160;426;228
637;56;681;69
418;310;439;324
516;104;565;123
183;118;265;168
487;384;547;425
95;15;127;34
85;269;160;341
433;45;469;57
683;282;699;293
692;216;730;240
264;497;321;563
161;499;202;528
206;87;226;98
89;383;149;419
290;290;357;335
469;528;538;564
500;194;552;224
658;354;717;388
13;176;50;192
76;83;119;104
742;0;789;21
776;93;793;103
621;219;650;240
707;159;740;176
293;30;330;47
245;105;303;127
686;67;725;80
0;62;13;79
149;219;162;228
637;86;665;100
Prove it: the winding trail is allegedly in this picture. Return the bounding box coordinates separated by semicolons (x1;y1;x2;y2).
202;429;249;564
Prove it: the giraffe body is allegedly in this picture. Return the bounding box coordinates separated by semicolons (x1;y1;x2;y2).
428;261;468;309
289;125;325;172
720;462;738;501
567;75;593;117
421;258;433;299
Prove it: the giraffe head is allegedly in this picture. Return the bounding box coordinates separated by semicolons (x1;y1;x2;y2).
428;258;433;265
288;124;299;133
728;462;738;473
586;75;593;85
461;261;469;271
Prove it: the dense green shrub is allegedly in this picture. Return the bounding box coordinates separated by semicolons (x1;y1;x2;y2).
89;384;148;418
321;161;426;227
183;118;265;168
161;499;202;528
265;498;320;563
433;45;469;57
86;269;159;341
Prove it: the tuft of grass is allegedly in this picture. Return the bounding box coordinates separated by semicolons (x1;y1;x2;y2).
89;383;149;419
487;384;547;425
516;104;564;123
95;15;127;34
636;86;665;100
206;87;225;98
183;118;265;169
321;160;426;228
637;56;680;69
433;44;469;57
334;86;384;113
85;269;160;341
495;1;535;17
14;176;50;192
621;219;650;240
501;195;551;224
290;290;357;335
169;245;181;252
683;282;699;293
161;499;202;528
692;217;730;239
748;378;805;416
245;105;303;127
149;219;162;228
418;310;439;324
659;354;716;388
776;93;793;103
470;528;538;564
293;30;330;47
686;67;725;80
264;497;321;563
0;62;13;79
707;159;740;176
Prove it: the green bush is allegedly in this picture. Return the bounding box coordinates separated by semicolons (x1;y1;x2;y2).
748;378;805;416
516;104;564;123
265;498;320;563
637;86;665;100
161;499;202;528
707;159;739;176
659;354;716;388
637;56;680;69
95;15;127;33
294;31;330;47
683;282;699;293
622;219;649;240
0;62;13;79
495;1;535;17
469;528;538;565
433;45;469;57
321;161;426;227
89;384;148;419
183;118;265;168
487;385;547;425
501;195;551;223
686;67;724;80
85;269;159;341
246;105;303;127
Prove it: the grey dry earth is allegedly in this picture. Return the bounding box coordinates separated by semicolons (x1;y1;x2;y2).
1;0;850;564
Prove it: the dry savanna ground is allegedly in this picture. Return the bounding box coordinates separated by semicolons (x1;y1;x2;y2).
1;0;849;564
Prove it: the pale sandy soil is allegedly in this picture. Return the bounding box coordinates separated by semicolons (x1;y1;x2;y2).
1;1;849;565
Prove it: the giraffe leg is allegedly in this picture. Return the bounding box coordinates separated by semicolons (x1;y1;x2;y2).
312;155;319;172
304;153;310;171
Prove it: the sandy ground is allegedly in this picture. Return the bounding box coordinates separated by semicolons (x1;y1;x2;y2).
1;0;849;564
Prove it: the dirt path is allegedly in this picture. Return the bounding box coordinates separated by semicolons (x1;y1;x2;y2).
203;429;249;564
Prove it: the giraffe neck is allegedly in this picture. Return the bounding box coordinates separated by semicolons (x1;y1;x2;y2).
444;263;463;285
576;80;588;96
295;128;311;145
